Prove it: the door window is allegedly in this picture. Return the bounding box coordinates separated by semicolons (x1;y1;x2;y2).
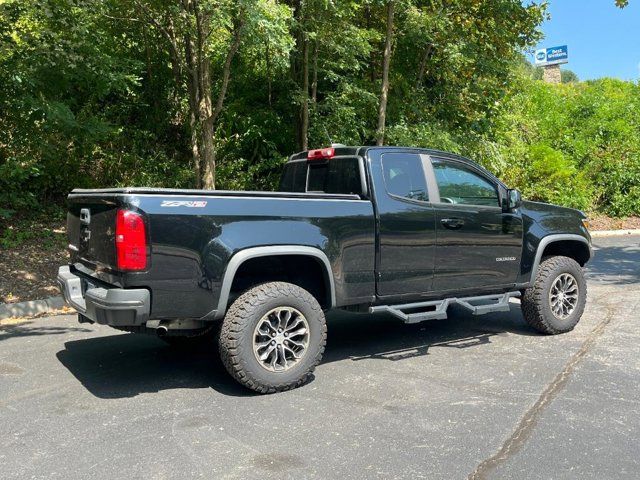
381;153;429;202
432;160;499;207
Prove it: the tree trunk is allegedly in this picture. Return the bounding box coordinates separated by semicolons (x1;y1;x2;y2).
199;54;215;189
189;111;201;188
166;17;182;101
266;39;272;106
300;34;309;151
183;18;202;187
416;44;433;89
200;18;243;189
200;116;216;189
311;40;318;103
289;0;308;151
365;5;375;83
376;1;394;146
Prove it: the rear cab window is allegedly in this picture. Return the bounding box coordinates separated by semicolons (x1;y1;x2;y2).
279;157;364;196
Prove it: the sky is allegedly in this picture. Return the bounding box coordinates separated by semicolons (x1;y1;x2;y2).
527;0;640;80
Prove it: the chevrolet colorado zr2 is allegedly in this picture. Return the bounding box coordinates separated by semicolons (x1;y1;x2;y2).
58;146;592;393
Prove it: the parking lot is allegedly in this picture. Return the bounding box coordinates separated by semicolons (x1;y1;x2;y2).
1;235;639;479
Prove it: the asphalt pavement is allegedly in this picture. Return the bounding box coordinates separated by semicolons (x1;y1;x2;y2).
1;235;639;480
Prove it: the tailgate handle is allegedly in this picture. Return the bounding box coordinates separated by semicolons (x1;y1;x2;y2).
80;208;91;225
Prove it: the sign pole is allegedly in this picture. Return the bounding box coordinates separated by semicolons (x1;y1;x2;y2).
543;64;562;84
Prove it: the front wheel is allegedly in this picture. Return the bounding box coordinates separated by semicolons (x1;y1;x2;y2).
218;282;327;393
521;255;587;334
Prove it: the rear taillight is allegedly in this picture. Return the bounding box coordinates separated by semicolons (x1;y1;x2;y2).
115;209;147;271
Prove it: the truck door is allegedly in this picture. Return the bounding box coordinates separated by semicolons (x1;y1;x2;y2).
429;157;523;292
372;150;437;297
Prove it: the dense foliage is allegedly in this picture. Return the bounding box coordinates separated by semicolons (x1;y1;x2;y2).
1;0;638;219
399;70;640;216
495;75;640;216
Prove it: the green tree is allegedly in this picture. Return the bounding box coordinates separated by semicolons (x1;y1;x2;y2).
131;0;291;189
561;69;579;83
6;0;638;218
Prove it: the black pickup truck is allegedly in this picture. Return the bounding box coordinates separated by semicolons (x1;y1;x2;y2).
58;146;592;393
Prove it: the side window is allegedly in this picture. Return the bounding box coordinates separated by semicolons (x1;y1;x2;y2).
432;160;499;207
306;157;362;195
279;160;306;192
381;153;429;202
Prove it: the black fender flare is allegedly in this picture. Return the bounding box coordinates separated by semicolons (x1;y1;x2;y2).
213;246;336;319
528;234;593;283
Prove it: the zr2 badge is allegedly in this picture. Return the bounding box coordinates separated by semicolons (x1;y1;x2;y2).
160;200;208;208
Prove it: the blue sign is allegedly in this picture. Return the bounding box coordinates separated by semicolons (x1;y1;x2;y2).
534;45;569;66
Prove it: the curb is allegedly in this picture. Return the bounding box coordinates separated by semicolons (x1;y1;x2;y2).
0;296;66;320
591;229;640;238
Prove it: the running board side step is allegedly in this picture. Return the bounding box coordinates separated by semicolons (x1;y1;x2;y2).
368;291;521;324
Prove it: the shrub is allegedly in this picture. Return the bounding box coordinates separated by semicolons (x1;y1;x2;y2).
520;144;593;210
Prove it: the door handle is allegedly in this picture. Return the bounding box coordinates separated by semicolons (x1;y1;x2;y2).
441;217;464;230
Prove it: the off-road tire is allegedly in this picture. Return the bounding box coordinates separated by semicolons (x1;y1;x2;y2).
522;255;587;334
219;282;327;394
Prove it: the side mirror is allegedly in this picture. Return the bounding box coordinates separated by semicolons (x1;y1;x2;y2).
507;189;522;211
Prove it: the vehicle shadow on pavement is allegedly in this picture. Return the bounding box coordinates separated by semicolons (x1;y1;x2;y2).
56;304;537;398
0;321;92;342
56;334;251;398
322;304;538;364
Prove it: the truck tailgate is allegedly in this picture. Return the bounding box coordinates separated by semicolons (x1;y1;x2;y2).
67;196;121;270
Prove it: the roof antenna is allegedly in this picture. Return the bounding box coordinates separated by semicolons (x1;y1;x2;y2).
322;124;346;148
322;124;333;146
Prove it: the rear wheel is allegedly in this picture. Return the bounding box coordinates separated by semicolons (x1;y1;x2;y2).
522;255;587;334
219;282;326;393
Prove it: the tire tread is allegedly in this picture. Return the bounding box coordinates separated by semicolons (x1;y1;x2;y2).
219;282;327;394
521;255;586;335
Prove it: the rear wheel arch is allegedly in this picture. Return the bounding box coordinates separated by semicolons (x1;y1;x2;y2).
214;246;335;319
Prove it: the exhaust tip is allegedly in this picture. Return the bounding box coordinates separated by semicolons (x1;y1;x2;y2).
156;325;168;337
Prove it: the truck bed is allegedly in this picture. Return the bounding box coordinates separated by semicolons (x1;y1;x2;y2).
65;188;376;321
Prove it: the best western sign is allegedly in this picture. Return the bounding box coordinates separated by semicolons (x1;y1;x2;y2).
534;45;568;66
